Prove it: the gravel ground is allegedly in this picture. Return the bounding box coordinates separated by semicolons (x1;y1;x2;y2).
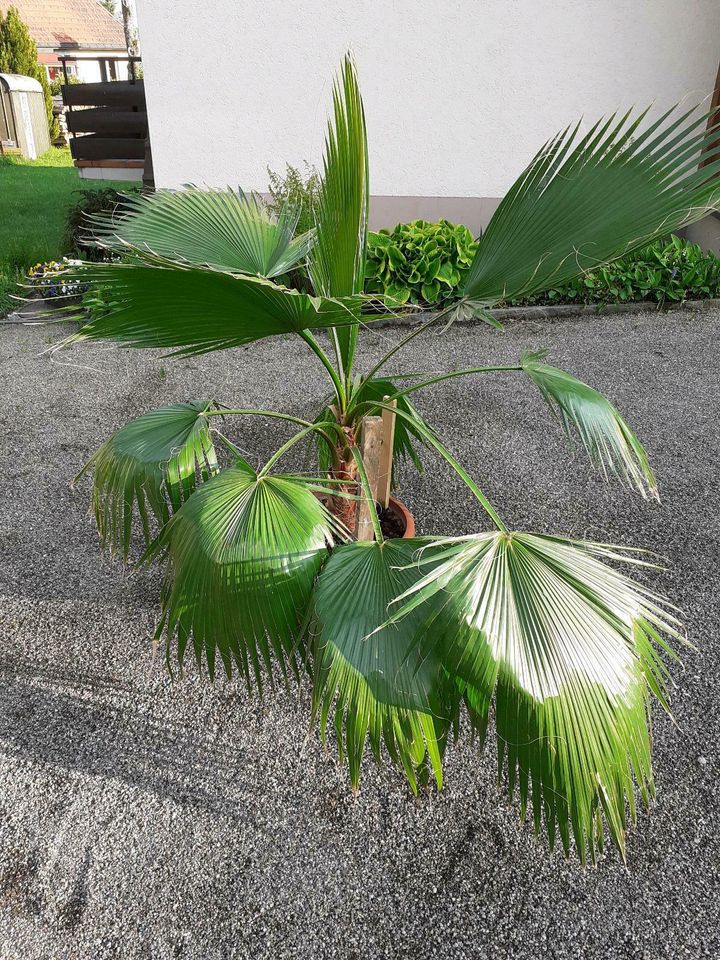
0;307;719;959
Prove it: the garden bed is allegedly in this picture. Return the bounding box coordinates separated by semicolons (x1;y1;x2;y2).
0;307;718;958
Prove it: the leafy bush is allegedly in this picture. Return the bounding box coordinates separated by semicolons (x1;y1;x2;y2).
266;163;321;237
49;74;79;96
63;186;140;261
508;235;720;306
365;219;477;305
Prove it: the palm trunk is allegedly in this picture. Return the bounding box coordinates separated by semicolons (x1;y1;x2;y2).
328;426;359;534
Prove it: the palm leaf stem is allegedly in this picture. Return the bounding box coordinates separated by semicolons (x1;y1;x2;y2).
259;423;343;478
329;328;347;393
357;299;460;390
371;401;506;531
299;330;346;408
204;407;343;467
349;365;522;412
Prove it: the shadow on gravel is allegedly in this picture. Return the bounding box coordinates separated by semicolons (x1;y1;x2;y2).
0;657;264;820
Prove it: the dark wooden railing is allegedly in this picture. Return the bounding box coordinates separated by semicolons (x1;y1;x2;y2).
60;57;152;185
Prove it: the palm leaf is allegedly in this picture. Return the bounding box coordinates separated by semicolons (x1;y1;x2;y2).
309;53;369;371
151;463;340;685
86;187;313;279
463;105;720;304
522;351;657;498
388;531;682;861
76;401;218;559
57;261;362;357
310;539;456;793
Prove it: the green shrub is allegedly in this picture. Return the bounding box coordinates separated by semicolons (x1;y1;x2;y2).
508;235;720;306
266;163;320;237
365;219;477;306
49;74;79;96
63;186;140;261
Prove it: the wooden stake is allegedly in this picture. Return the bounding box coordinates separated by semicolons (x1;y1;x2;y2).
377;397;397;508
355;415;384;541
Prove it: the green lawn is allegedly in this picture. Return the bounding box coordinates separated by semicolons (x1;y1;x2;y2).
0;147;127;313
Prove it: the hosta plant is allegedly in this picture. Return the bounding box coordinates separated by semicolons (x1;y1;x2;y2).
365;218;477;305
54;56;720;862
508;233;720;306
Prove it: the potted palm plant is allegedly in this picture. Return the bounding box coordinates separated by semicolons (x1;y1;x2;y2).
57;56;719;862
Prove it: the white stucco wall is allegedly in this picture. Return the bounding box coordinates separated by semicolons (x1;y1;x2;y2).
136;0;719;228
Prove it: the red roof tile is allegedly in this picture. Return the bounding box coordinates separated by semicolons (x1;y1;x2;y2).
0;0;126;50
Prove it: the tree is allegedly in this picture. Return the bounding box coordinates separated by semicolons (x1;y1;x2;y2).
119;0;139;78
0;6;57;141
56;56;720;862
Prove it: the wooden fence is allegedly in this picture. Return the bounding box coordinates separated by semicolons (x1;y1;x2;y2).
62;76;152;183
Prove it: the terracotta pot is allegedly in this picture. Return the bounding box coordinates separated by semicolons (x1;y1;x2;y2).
386;496;415;539
316;491;416;539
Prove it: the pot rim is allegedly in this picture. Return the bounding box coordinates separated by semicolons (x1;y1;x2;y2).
387;495;415;539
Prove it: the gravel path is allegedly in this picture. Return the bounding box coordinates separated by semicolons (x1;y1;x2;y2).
0;307;718;959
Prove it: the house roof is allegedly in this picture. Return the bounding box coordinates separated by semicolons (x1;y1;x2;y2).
0;0;126;51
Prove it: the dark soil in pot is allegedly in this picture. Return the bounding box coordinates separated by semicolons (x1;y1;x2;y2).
379;497;415;539
377;502;406;539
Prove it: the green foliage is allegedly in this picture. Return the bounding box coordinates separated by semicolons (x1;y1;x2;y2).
150;462;341;685
310;538;453;792
86;187;314;278
521;350;657;497
80;282;113;322
309;53;368;370
57;260;364;356
0;6;56;138
508;235;720;306
385;532;680;862
462;107;720;304
266;163;321;237
62;56;720;860
63;186;141;261
365;219;477;306
49;74;79;97
75;401;218;560
364;228;720;309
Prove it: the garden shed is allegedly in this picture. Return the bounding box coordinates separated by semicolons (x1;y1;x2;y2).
0;72;50;158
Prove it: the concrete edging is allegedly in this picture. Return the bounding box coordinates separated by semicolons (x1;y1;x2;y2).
372;297;720;328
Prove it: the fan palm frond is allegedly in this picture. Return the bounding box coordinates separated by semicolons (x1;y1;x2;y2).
463;105;720;304
76;401;217;559
388;532;682;861
309;53;369;371
522;351;657;498
86;187;313;279
58;262;362;357
310;539;456;792
150;463;341;685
